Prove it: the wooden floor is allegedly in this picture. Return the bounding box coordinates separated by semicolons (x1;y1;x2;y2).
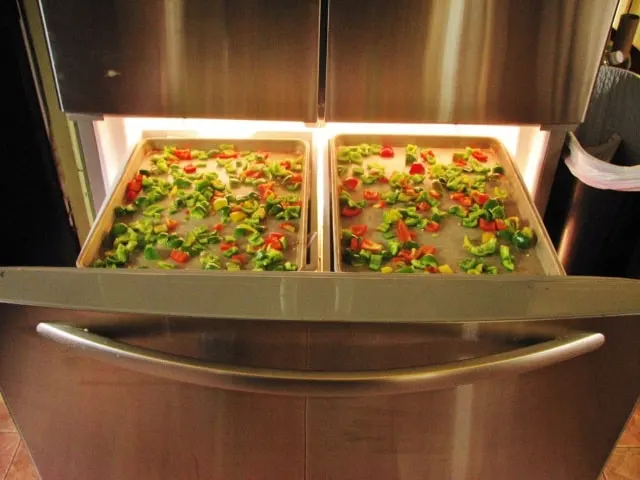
0;393;638;479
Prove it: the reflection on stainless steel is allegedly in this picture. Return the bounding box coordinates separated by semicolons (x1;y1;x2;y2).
37;0;320;120
326;0;618;124
1;305;639;479
35;323;604;397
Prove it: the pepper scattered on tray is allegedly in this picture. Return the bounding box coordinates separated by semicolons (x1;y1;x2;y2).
336;143;536;274
92;145;305;271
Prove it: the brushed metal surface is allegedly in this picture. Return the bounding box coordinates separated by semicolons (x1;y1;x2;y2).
36;0;320;121
326;0;618;124
1;305;639;480
36;322;603;397
0;306;307;480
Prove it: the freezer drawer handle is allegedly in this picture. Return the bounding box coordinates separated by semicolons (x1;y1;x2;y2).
36;323;604;397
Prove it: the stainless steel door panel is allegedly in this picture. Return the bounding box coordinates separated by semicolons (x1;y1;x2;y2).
326;0;618;124
36;0;320;121
306;318;640;480
0;304;307;480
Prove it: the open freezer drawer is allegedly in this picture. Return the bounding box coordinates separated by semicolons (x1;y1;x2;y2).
330;134;564;275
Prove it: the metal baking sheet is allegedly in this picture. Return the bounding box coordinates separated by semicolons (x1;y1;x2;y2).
78;138;310;271
330;134;564;275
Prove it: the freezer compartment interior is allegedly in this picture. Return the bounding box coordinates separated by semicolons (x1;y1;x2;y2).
330;134;563;275
77;138;311;271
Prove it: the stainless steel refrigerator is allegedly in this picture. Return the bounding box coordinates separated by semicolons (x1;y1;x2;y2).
1;1;639;479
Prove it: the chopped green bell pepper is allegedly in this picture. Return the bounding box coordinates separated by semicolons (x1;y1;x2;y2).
463;235;498;256
500;245;515;271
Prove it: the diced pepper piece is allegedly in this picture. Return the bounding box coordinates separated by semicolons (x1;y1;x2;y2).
409;163;426;175
380;146;395;158
463;235;498;257
230;254;248;265
173;148;192;160
372;201;386;209
369;254;383;271
280;222;296;233
342;177;359;191
213;197;228;211
424;221;440;233
405;144;419;165
438;264;454;274
341;206;362;217
472;191;489;205
351;224;367;237
381;266;393;274
143;245;160;261
361;238;383;253
157;261;176;270
170;249;190;263
183;164;196;174
363;189;380;201
395;220;412;243
229;211;246;223
471;150;488;162
428;190;441;200
500;245;515;271
166;219;179;231
479;218;497;232
416;245;437;258
495;219;507;231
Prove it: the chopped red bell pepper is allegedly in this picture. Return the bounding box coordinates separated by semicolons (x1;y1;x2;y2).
372;201;386;209
257;182;275;200
396;220;412;243
265;232;285;241
472;191;489;205
341;206;362;217
210;223;223;232
425;221;441;233
342;177;359;191
127;180;142;193
217;151;239;159
363;189;380;201
398;249;415;262
173;149;192;161
230;254;247;265
166;219;179;231
170;249;190;263
426;266;439;274
266;239;283;251
471;150;488;162
125;189;138;202
361;238;383;252
416;201;431;212
428;190;442;200
479;218;497;232
495;219;507;231
409;163;426;175
392;256;406;266
280;161;291;169
280;222;296;233
377;176;389;184
350;237;360;250
183;164;197;174
351;224;368;237
244;170;262;178
453;158;467;167
290;173;303;184
220;242;236;252
451;192;473;207
417;245;437;257
420;150;435;162
380;146;395;158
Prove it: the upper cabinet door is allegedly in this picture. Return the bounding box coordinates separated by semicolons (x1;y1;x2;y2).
37;0;320;121
326;0;618;125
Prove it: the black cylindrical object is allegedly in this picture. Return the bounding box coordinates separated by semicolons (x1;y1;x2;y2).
613;13;639;60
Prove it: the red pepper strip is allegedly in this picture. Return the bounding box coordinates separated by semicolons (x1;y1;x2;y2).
372;201;386;209
378;176;389;184
220;242;235;252
244;170;262;178
361;238;383;253
166;219;179;231
217;152;239;159
134;173;144;182
380;146;395;158
210;223;223;232
428;190;442;200
350;237;360;250
127;180;142;193
341;206;362;217
173;149;192;160
265;239;283;251
472;150;488;162
495;219;507;231
170;249;190;263
280;222;296;233
391;257;406;266
416;245;437;258
424;221;441;233
280;161;291;169
460;196;473;207
183;164;196;174
453;158;467;167
396;220;412;243
351;224;367;237
257;182;275;200
230;254;247;265
472;191;489;205
265;232;285;242
398;249;415;262
416;201;431;212
342;177;359;191
290;173;303;184
479;219;497;232
363;190;380;201
426;266;439;274
125;189;138;202
409;163;426;175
